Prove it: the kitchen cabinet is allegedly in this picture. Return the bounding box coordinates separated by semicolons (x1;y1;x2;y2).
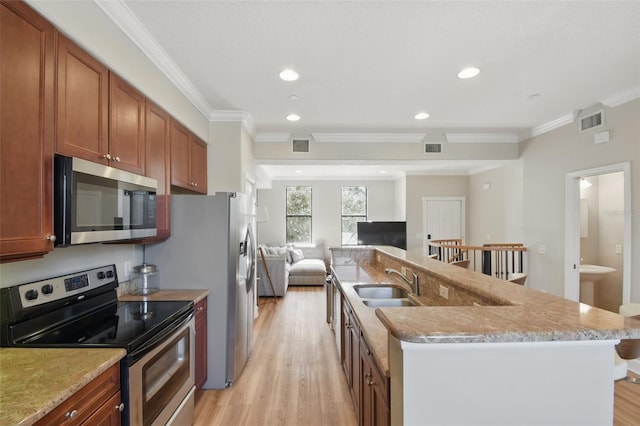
0;0;56;262
360;338;390;426
171;119;207;194
55;32;109;164
35;363;122;426
109;72;146;175
144;101;171;241
195;296;208;390
341;295;361;423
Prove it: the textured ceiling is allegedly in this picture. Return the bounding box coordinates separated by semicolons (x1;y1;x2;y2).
109;1;640;179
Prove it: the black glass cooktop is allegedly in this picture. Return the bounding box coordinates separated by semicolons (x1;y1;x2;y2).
17;300;193;354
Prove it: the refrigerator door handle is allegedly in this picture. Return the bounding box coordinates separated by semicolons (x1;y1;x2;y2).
245;226;256;292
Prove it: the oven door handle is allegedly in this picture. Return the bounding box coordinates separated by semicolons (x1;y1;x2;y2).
128;310;194;365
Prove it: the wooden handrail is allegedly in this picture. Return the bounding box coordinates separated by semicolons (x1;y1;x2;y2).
430;242;527;252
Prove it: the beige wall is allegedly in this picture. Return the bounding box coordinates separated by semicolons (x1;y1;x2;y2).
520;99;639;299
256;180;398;256
468;162;524;246
404;175;469;252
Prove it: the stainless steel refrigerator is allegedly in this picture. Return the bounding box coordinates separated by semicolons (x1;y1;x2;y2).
145;192;256;389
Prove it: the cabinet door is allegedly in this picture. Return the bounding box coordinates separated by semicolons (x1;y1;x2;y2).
195;297;208;390
190;136;208;194
341;300;351;382
360;338;390;426
145;101;171;240
349;311;361;423
109;73;145;174
0;0;55;262
83;391;122;426
170;119;191;190
56;32;109;163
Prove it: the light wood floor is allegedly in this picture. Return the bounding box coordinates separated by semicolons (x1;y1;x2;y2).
195;287;640;426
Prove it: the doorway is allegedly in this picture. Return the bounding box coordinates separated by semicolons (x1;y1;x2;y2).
422;197;466;255
564;163;631;308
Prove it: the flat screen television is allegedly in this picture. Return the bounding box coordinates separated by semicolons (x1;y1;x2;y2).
357;221;407;250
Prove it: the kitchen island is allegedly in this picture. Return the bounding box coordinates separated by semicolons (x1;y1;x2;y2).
330;246;640;426
0;348;125;425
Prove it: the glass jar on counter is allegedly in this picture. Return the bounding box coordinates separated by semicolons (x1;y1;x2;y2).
130;264;159;295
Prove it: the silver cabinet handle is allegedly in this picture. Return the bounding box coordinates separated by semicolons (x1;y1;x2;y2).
102;153;112;160
46;234;56;242
116;403;125;412
114;156;121;162
65;409;78;419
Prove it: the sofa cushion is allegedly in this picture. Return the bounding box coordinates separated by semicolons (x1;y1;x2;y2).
288;248;305;263
289;258;326;276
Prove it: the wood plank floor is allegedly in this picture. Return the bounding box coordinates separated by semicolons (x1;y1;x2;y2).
194;287;640;425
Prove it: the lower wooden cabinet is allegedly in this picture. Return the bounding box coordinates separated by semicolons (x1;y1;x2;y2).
35;363;122;426
195;297;208;390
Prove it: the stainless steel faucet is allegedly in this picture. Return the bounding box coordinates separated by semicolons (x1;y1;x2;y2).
384;268;420;296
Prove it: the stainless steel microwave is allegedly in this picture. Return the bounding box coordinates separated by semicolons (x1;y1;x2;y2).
54;155;157;246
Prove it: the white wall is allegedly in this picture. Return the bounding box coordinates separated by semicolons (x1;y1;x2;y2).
468;162;524;246
404;175;469;252
256;180;397;256
520;99;639;299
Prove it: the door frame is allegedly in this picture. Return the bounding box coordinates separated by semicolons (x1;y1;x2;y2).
422;196;466;255
564;162;631;304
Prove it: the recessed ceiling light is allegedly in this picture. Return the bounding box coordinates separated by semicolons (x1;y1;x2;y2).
289;95;299;101
286;113;300;121
279;69;299;81
458;67;480;79
414;112;430;120
379;170;387;174
528;93;541;101
295;169;302;174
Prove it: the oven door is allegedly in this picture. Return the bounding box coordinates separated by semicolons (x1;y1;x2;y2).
128;316;195;426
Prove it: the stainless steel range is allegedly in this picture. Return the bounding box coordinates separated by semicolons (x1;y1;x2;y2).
0;265;195;426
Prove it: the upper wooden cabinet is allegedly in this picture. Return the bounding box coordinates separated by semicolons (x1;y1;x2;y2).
0;0;56;262
170;119;207;194
109;73;146;175
56;32;109;164
145;101;171;241
57;35;146;174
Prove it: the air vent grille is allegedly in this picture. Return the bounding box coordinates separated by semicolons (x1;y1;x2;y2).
424;143;442;154
292;139;310;153
579;111;604;132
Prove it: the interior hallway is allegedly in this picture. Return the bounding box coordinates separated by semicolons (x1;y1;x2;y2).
194;287;640;425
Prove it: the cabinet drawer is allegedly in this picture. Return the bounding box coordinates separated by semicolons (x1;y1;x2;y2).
35;363;120;426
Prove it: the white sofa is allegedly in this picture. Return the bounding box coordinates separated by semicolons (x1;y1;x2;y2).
257;244;327;296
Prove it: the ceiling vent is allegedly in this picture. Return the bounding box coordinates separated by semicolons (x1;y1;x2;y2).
292;138;310;153
579;110;604;133
424;143;443;154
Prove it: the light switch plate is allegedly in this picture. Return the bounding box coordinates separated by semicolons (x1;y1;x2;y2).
615;244;623;254
537;244;546;254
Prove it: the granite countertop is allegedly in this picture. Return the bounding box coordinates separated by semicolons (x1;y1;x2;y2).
119;289;209;303
331;246;640;377
0;348;125;426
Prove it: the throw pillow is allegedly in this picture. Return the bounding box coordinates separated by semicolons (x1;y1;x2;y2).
289;248;305;263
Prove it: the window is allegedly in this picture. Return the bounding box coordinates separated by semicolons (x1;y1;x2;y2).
341;186;367;245
286;186;312;244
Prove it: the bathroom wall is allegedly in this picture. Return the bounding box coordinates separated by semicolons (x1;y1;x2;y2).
579;172;624;312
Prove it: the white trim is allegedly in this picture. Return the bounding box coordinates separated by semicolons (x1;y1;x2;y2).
527;112;576;139
93;0;213;119
422;196;466;256
254;133;291;143
602;87;640;108
565;162;632;305
311;133;425;143
209;110;255;137
444;133;520;144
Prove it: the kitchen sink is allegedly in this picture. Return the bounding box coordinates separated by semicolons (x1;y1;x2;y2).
354;285;409;299
362;298;416;308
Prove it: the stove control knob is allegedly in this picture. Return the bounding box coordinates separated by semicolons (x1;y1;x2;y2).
97;271;106;280
25;289;38;301
41;284;54;295
106;270;114;278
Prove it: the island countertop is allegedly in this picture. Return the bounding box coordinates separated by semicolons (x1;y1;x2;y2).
0;348;126;426
331;246;640;375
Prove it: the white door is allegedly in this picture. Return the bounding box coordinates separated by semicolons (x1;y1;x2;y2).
422;197;465;254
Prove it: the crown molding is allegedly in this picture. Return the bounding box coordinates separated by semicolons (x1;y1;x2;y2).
602;87;640;108
255;133;291;143
311;133;425;143
445;133;520;144
524;112;576;139
93;0;213;119
209;110;255;137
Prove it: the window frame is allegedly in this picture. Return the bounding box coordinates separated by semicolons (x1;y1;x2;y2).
285;185;312;245
341;186;368;246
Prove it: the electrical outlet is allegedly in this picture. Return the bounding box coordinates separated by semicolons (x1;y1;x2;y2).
615;244;623;255
401;266;407;276
473;302;482;307
537;244;546;254
439;285;449;299
376;254;381;262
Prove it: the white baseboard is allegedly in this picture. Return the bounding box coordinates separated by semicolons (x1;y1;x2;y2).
628;358;640;375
